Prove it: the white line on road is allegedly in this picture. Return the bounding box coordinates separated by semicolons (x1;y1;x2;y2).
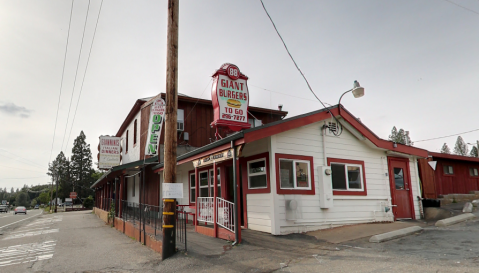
3;229;59;240
0;241;56;267
0;211;43;229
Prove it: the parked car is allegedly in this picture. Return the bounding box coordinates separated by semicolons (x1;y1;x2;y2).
14;206;27;215
0;205;8;213
34;205;39;209
64;201;72;207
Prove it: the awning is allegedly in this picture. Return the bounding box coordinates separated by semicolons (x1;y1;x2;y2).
90;156;158;188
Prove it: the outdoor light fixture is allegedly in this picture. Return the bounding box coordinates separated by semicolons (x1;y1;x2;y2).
338;80;365;106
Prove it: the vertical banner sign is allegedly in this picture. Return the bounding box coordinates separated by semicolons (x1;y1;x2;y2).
145;97;166;156
99;136;121;169
211;63;251;131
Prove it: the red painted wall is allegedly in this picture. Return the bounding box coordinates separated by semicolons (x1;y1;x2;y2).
433;158;479;195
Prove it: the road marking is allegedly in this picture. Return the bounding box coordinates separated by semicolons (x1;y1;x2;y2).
3;229;59;240
0;211;43;229
0;241;56;267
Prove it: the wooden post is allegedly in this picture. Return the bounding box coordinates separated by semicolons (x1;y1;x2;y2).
162;0;179;260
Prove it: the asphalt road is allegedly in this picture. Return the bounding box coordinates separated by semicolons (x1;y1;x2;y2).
0;209;43;232
0;210;160;272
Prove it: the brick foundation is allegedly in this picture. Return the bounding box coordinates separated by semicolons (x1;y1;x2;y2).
93;207;162;254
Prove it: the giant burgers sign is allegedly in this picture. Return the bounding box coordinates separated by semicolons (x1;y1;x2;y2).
211;63;251;132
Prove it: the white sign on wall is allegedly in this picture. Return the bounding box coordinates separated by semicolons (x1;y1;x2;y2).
162;183;183;199
145;97;166;156
99;136;121;169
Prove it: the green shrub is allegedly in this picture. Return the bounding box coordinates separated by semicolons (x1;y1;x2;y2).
84;196;94;209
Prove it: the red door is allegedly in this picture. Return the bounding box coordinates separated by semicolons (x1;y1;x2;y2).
388;157;414;219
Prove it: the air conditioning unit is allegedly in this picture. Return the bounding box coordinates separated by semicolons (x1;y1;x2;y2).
177;121;184;131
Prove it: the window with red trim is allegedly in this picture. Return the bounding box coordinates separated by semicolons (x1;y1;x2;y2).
241;152;271;194
275;154;315;195
327;158;367;196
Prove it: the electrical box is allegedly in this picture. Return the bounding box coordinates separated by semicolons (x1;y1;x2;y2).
318;166;334;208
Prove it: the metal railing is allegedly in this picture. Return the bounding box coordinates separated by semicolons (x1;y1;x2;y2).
121;200;163;237
197;197;214;223
176;210;187;252
216;197;235;233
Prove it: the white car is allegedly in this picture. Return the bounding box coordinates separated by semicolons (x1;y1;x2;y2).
14;206;27;215
0;205;8;213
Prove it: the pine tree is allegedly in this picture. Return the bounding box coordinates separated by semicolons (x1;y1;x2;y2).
71;131;94;199
471;146;478;157
454;136;468;156
388;126;413;146
48;152;72;200
440;143;451;154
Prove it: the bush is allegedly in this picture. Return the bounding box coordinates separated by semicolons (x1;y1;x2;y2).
84;196;94;209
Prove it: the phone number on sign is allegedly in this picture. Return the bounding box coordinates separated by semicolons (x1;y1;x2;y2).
222;113;245;121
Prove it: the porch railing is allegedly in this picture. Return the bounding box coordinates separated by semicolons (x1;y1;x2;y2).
216;197;235;233
197;197;214;223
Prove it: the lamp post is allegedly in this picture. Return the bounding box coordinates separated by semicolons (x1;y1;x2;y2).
338;81;365;117
338;80;365;106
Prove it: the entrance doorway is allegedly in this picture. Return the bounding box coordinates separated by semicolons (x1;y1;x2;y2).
388;157;414;219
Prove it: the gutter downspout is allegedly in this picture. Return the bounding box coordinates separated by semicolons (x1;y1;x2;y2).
232;140;239;245
322;123;327;165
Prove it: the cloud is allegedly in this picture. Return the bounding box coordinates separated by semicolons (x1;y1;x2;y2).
0;103;32;118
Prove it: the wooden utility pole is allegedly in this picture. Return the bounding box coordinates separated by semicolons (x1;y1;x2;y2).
162;0;179;260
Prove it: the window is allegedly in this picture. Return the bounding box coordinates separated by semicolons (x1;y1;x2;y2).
189;173;195;203
133;119;137;145
331;163;363;190
126;130;129;153
275;154;315;195
177;109;184;131
248;118;262;128
247;158;267;189
470;168;478;177
199;171;209;197
209;168;221;197
393;168;405;189
327;158;367;196
444;165;454;175
279;159;311;189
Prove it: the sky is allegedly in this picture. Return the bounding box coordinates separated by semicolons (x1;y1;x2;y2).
1;0;479;190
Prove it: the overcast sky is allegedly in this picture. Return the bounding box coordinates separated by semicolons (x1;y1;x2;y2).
1;0;479;190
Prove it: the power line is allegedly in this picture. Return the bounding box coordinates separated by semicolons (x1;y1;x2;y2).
259;0;342;135
49;0;75;164
259;0;329;110
61;0;91;153
444;0;479;16
0;149;46;170
415;128;479;143
65;0;104;153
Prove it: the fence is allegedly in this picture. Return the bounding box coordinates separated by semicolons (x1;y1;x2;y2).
216;197;235;233
121;200;163;237
197;197;214;223
96;198;187;251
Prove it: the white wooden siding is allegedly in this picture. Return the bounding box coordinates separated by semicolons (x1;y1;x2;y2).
409;158;421;219
121;111;141;164
271;119;395;234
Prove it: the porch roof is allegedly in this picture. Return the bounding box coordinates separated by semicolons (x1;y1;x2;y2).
429;152;479;163
90;155;159;188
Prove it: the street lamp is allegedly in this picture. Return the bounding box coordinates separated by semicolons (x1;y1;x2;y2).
338;80;365;106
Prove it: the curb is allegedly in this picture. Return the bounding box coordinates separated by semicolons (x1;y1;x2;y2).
435;213;476;227
369;226;423;243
